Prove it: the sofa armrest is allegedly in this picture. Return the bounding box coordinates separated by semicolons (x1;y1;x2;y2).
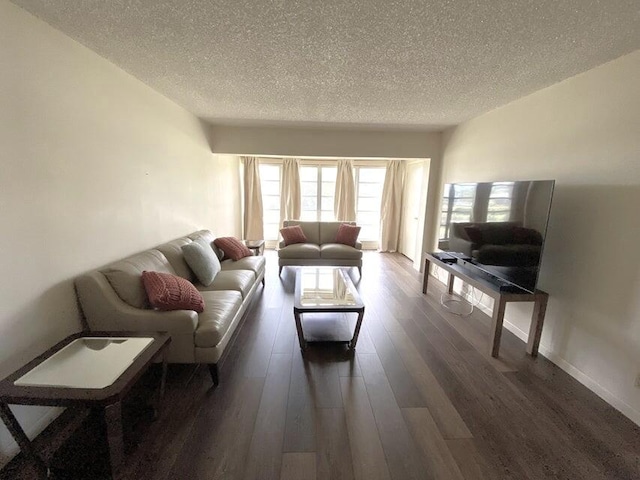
355;241;362;250
278;240;286;249
76;271;198;335
448;237;476;257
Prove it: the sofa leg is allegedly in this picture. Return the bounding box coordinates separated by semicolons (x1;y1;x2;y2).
357;267;362;276
208;363;219;386
262;276;265;286
279;266;283;276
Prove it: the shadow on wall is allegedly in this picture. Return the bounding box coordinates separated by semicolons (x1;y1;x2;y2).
538;183;640;359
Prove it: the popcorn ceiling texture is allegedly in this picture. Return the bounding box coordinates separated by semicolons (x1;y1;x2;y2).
11;0;640;128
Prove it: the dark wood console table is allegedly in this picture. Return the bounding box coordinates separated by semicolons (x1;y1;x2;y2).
422;253;548;358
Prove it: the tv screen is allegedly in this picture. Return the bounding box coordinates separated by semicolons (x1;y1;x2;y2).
438;180;555;293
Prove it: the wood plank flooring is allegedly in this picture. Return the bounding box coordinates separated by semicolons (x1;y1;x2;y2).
3;251;640;480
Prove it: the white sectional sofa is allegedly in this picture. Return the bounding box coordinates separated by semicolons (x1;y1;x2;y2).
277;220;363;275
75;230;265;385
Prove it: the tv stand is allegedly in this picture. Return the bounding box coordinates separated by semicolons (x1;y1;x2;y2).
422;252;549;358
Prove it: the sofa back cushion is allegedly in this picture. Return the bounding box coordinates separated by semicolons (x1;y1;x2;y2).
156;237;195;281
102;250;175;308
283;221;320;244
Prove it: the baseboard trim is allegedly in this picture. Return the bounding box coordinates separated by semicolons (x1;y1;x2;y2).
428;268;640;427
0;407;63;466
502;319;640;427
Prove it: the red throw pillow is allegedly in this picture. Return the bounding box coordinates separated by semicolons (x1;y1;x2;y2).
280;225;308;246
335;223;361;247
141;271;204;313
213;237;253;261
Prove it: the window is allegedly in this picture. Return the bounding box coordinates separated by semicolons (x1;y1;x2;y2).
355;167;386;242
486;182;514;222
259;164;281;242
258;159;387;248
300;166;337;221
440;183;476;239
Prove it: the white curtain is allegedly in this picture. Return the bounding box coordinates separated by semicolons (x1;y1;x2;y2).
334;159;356;221
379;160;406;252
241;156;264;240
280;157;301;226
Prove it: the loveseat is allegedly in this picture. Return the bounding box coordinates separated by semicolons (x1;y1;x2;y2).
277;220;363;275
449;221;543;267
75;230;265;385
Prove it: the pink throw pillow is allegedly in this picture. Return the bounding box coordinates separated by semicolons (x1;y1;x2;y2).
335;223;361;247
141;271;205;313
280;225;308;246
213;237;253;261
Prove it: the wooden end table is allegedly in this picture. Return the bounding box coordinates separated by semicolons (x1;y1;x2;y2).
242;239;265;256
0;331;171;479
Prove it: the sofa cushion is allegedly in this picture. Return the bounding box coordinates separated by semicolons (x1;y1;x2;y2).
214;237;253;261
197;270;255;299
280;225;308;245
335;223;361;247
320;243;364;260
319;221;355;245
102;250;174;309
188;230;224;260
283;221;320;244
278;243;321;259
194;290;243;347
182;238;221;286
141;271;204;313
156;237;195;281
221;256;266;280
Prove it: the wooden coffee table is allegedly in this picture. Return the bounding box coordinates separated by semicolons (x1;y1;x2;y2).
0;331;170;479
293;267;365;352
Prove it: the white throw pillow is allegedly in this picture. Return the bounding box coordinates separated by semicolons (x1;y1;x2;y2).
181;238;221;286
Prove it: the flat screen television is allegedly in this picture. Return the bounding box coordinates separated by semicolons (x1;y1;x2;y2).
438;180;555;294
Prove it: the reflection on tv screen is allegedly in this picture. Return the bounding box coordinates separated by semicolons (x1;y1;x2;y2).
438;180;554;293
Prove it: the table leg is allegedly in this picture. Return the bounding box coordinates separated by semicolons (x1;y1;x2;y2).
447;273;455;294
294;310;307;351
422;258;430;294
104;401;124;479
349;309;366;350
0;403;48;479
490;297;507;357
527;293;549;356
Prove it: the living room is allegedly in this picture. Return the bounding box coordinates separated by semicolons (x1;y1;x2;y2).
1;0;639;478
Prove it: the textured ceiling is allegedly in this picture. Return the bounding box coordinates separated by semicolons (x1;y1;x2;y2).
12;0;640;129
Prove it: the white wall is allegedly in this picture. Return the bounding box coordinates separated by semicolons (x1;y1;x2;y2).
0;2;240;464
438;50;640;423
211;124;441;159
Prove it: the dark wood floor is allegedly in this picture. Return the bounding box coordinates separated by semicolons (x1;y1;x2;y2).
4;251;640;480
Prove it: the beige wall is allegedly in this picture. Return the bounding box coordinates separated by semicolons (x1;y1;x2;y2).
439;50;640;423
0;2;240;463
210;124;441;159
211;125;443;258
